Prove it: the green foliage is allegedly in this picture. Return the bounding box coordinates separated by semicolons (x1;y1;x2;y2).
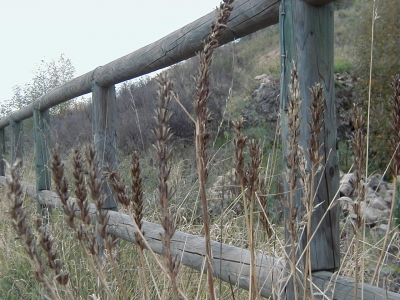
337;139;353;172
353;0;400;171
334;59;353;73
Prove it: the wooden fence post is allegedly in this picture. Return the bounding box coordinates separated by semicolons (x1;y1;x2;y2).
92;82;118;250
0;128;5;176
279;0;339;297
33;108;52;220
10;120;23;168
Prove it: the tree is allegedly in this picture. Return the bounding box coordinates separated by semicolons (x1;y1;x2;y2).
0;54;75;117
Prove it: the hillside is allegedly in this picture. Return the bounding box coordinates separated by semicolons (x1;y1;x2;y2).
44;0;398;171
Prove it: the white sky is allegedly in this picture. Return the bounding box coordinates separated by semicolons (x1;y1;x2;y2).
0;0;223;104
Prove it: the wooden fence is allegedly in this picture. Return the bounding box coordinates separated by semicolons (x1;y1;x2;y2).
0;0;398;299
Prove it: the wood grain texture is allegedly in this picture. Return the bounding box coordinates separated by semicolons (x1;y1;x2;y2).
33;109;51;191
0;176;398;300
33;109;52;218
92;83;118;210
301;0;334;6
280;0;340;273
0;0;280;129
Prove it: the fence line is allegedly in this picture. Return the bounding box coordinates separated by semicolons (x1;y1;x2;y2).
0;0;280;129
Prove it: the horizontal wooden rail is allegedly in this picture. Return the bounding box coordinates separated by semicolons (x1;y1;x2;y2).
301;0;334;6
0;0;280;130
0;176;397;300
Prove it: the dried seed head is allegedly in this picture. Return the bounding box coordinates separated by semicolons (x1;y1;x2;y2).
131;152;145;248
85;145;103;206
154;73;175;220
52;149;76;229
107;166;130;207
233;117;247;187
72;149;93;227
285;65;302;192
390;75;400;177
351;104;366;229
308;83;325;165
36;219;69;286
51;149;70;206
245;139;262;200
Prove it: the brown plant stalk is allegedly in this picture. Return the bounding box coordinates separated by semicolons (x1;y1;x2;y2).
71;149;97;255
194;1;234;298
52;148;116;300
107;151;150;299
36;219;69;286
7;161;60;300
302;83;325;300
258;179;273;239
350;104;366;299
283;65;302;300
233;117;262;299
85;145;126;300
246;139;262;300
153;73;180;299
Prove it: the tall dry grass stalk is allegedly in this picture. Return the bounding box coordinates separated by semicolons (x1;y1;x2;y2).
362;5;379;296
107;151;150;299
153;72;180;299
85;145;129;300
52;148;116;300
194;1;233;298
365;0;379;181
371;74;400;285
232;118;263;299
300;83;325;300
246;139;262;300
7;160;68;300
258;179;273;239
350;104;366;299
283;65;302;300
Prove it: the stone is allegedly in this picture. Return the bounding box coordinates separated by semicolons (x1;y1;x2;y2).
385;190;394;205
377;183;387;195
339;173;356;197
338;196;354;215
371;223;389;236
370;197;390;210
368;173;382;191
363;206;384;225
254;74;270;84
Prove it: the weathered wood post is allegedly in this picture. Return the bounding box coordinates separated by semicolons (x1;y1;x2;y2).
279;0;339;298
33;108;52;220
91;82;118;250
0;128;5;176
10;120;23;168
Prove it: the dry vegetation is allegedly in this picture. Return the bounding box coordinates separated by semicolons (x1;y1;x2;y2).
0;0;399;299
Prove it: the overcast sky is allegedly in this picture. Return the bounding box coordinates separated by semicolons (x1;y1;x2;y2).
0;0;224;104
